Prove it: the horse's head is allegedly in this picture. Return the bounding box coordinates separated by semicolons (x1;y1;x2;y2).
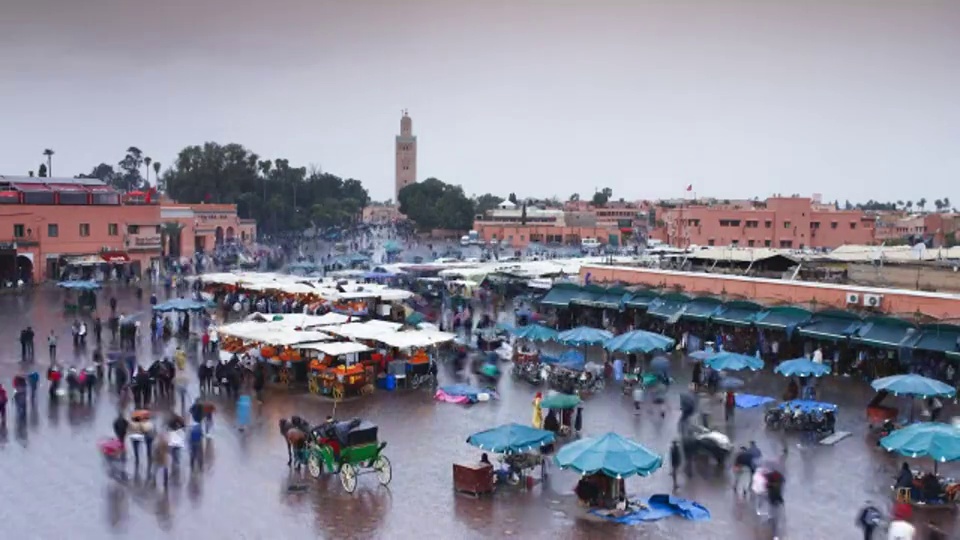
279;418;291;433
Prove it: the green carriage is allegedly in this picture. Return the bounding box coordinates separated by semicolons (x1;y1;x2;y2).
305;422;392;493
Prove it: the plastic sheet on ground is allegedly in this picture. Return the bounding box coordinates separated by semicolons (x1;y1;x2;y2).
589;494;710;524
735;394;776;409
434;384;498;404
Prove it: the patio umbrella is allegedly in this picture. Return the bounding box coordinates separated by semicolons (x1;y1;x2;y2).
495;322;515;333
870;374;957;399
774;358;831;378
703;352;764;372
557;326;613;347
689;350;714;361
603;329;675;354
555;432;663;478
514;324;558;342
880;422;960;465
467;423;556;454
540;392;582;410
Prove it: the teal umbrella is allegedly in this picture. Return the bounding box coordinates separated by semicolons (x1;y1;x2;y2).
871;374;956;398
405;312;426;325
704;352;763;372
514;324;558;342
555;432;663;478
604;330;675;354
556;326;613;347
540;392;581;410
774;358;831;378
467;423;556;454
880;422;960;465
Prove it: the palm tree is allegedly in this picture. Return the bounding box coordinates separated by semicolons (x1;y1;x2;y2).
159;222;185;257
144;157;152;186
944;197;951;210
42;148;54;177
934;199;944;212
917;198;927;212
152;161;161;191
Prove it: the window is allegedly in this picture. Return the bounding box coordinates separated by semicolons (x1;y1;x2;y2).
783;221;792;229
831;221;838;229
747;239;756;247
764;220;772;228
850;222;857;229
47;224;59;237
745;220;759;228
799;243;805;249
128;225;140;234
764;239;772;247
13;224;25;238
811;222;820;229
719;219;741;227
731;240;739;247
779;240;793;248
80;223;90;237
707;239;715;246
108;223;119;236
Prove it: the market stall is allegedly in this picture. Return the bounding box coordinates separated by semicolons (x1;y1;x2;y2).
303;341;374;399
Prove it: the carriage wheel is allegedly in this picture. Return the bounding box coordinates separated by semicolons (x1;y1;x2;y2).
339;463;358;493
308;454;323;479
308;377;320;395
373;455;392;486
332;386;344;401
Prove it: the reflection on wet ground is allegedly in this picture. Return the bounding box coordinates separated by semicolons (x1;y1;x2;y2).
1;284;957;539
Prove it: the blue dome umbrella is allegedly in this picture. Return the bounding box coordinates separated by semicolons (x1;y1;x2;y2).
774;358;831;378
871;374;956;399
557;326;613;347
555;432;663;479
603;330;675;354
703;352;764;372
513;324;559;343
467;423;556;454
880;422;960;472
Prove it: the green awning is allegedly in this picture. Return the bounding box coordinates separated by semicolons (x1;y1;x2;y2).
797;311;862;341
624;290;659;310
569;284;607;307
539;284;582;307
852;317;918;349
648;293;690;323
680;297;724;321
710;301;763;327
911;324;960;359
752;306;812;331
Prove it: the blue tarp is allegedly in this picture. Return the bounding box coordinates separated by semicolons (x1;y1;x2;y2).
590;494;710;524
776;399;838;413
541;350;586;371
735;394;776;409
58;280;101;291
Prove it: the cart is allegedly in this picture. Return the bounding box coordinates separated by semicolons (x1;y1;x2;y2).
306;422;392;493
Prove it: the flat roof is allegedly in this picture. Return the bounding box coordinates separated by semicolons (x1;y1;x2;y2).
0;175;107;187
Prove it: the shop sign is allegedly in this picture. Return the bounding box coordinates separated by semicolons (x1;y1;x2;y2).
131;235;162;248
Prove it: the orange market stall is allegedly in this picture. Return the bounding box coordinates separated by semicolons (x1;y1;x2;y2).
303;341;374;399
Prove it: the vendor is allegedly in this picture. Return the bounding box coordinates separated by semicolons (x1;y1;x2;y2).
895;462;914;490
575;477;600;506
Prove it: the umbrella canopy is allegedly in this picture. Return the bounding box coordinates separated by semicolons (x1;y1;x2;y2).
557;326;613;346
774;358;831;378
688;350;714;361
513;324;558;342
542;350;586;371
871;374;957;398
555;432;663;478
495;322;515;333
704;352;764;372
540;392;582;410
153;298;209;312
466;423;556;454
58;280;102;291
880;422;960;463
604;329;675;354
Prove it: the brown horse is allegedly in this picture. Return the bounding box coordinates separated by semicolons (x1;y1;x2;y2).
279;416;311;467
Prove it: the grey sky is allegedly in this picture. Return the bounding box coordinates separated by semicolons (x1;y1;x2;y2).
2;0;958;204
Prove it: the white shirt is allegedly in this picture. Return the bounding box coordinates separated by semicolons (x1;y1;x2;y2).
168;429;185;449
887;520;915;540
812;348;823;364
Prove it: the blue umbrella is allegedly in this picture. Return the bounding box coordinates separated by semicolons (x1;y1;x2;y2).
774;358;832;378
514;324;558;342
58;280;101;291
557;326;613;347
495;322;515;333
542;350;586;371
704;352;763;372
467;423;556;454
689;350;714;361
604;330;675;354
555;432;663;478
880;422;960;464
871;374;957;398
152;298;208;313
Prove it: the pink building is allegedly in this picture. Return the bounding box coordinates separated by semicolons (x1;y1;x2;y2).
160;202;257;258
657;196;876;249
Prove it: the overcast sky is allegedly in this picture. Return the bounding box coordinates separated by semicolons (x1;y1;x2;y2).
2;0;958;204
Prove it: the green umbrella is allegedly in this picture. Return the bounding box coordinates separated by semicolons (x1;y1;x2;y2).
540;392;581;410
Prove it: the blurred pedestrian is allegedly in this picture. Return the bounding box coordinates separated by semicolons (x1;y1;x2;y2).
236;393;251;432
669;440;681;490
189;421;204;472
47;331;57;363
0;383;7;424
532;392;543;429
152;431;170;489
857;501;881;540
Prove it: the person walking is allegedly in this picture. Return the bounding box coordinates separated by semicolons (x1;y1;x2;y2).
152;431;170;489
47;331;57;363
0;383;7;424
857;501;882;540
669;440;681;491
236;392;251;432
189;421;204;472
129;415;147;472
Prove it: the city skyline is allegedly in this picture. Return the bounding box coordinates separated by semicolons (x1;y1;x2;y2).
2;0;958;203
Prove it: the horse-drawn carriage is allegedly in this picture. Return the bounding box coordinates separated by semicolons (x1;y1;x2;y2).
303;419;392;493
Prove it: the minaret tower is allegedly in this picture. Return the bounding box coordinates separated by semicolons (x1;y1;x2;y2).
395;110;417;200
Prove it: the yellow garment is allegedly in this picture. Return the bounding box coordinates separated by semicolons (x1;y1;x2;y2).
174;350;186;371
533;398;543;428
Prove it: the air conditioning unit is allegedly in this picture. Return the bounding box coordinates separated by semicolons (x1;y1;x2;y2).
864;294;883;308
846;293;860;305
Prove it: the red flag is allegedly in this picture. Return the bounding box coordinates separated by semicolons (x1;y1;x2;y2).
686;184;693;192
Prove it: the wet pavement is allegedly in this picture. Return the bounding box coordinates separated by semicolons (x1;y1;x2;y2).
1;284;957;539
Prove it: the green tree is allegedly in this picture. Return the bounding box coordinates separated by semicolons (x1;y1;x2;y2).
935;199;944;211
117;146;146;191
144;156;153;186
569;193;580;202
474;193;504;215
592;187;613;207
399;178;475;231
917;198;927;212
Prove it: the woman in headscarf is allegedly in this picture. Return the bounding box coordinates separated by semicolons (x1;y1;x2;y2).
532;392;543;429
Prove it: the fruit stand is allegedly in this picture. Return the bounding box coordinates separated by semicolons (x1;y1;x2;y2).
304;341;374;399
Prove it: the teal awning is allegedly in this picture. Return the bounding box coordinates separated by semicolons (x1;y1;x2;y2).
852;317;917;349
752;306;812;331
797;311;862;341
710;301;763;327
648;294;690;323
911;324;960;359
679;297;723;321
539;284;582;307
624;290;659;310
572;286;628;309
